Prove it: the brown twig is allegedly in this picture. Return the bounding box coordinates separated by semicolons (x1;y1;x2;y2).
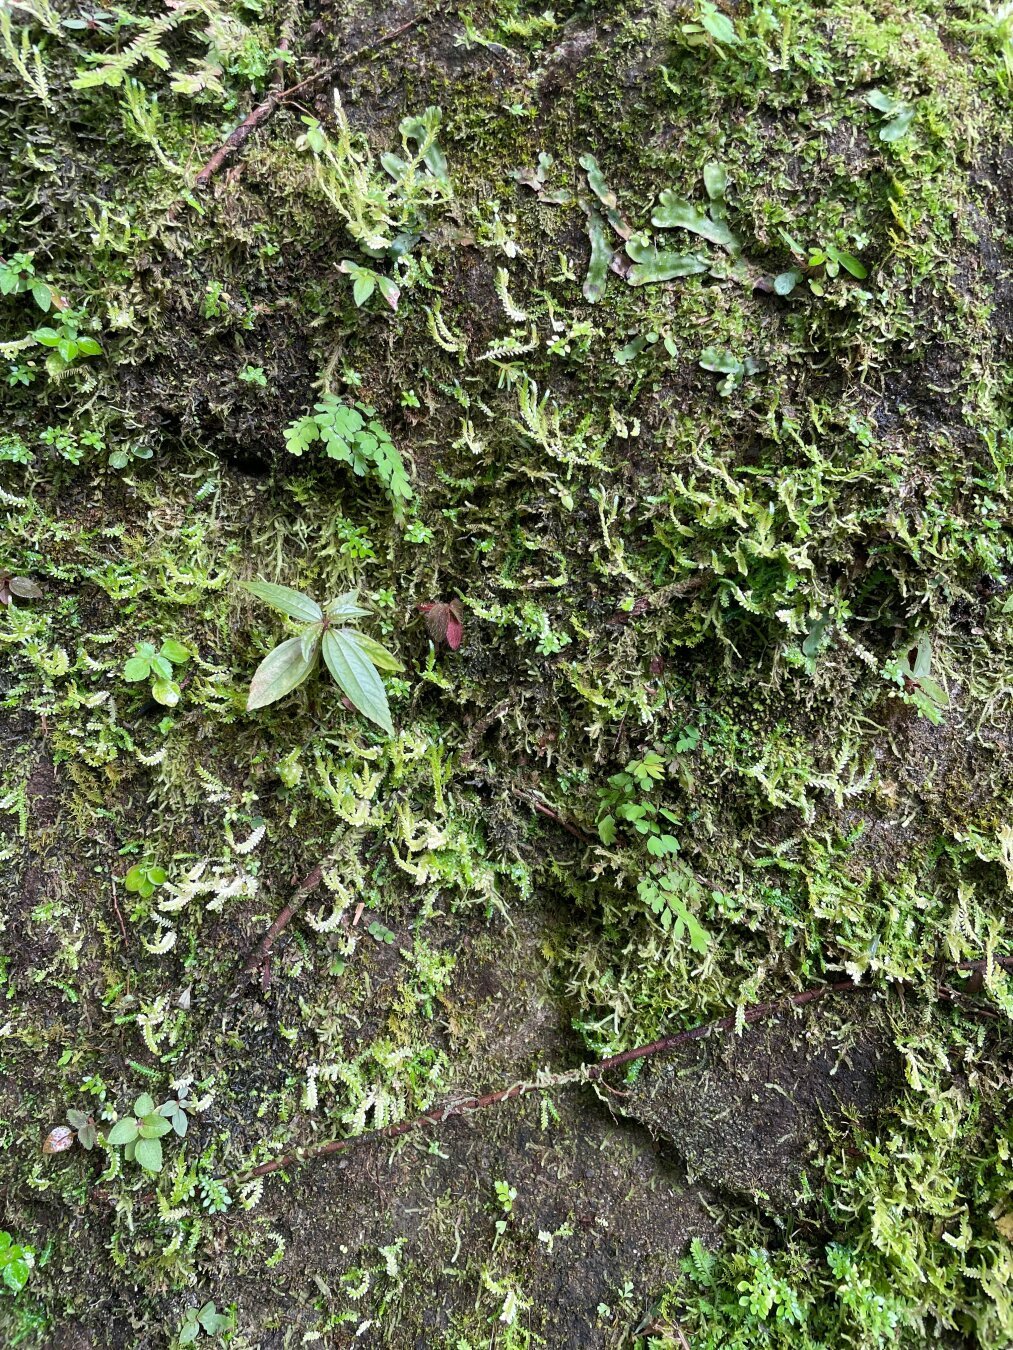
193;16;425;189
109;871;128;946
232;864;324;992
222;978;860;1185
510;787;597;845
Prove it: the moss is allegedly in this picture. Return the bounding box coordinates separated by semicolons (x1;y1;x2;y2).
2;0;1013;1343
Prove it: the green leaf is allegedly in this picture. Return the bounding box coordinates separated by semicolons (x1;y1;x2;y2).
376;275;400;311
76;337;102;356
179;1321;200;1346
880;107;914;142
346;631;404;672
67;1109;90;1130
242;580;323;623
123;865;146;892
352;272;376;306
284;417;319;456
134;1093;155;1116
133;1136;163;1172
625;235;708;285
146;867;167;885
123;656;150;682
598;815;617;845
866;89;901;113
32;326;61;346
699;2;739;44
827;246;868;279
107;1117;139;1146
702;161;727;202
247;637;318;710
322;629;394;735
582;205;612;304
151;679;180;706
651;192;737;250
325;591;372;621
773;269;801;296
300;622;324;663
138;1113;172;1139
150;655;173;680
159;639;189;664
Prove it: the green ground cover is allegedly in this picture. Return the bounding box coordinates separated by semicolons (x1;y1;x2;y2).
2;0;1013;1343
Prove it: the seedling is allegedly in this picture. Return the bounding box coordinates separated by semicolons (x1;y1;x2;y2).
123;859;167;900
0;1232;35;1295
243;580;403;734
178;1302;233;1344
419;599;464;649
775;230;868;295
886;634;949;723
123;638;190;706
31;310;102;367
866;89;916;142
0;251;60;311
108;442;153;471
106;1093;173;1173
680;0;740;50
338;259;400;311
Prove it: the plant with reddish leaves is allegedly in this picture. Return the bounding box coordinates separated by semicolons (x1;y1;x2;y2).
419;599;464;650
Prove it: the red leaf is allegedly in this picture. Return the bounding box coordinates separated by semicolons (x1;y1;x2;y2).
43;1124;75;1154
420;600;464;649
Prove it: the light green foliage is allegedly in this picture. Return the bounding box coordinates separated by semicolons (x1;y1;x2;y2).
123;637;190;706
597;754;711;953
123;859;167;900
0;1232;35;1296
3;0;1013;1339
243;580;402;733
298;95;450;254
106;1092;177;1173
866;89;916;142
283;397;412;507
177;1300;232;1344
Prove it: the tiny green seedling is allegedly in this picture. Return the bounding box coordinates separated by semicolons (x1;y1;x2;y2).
178;1300;232;1344
106;1093;175;1173
865;89;915;142
243;580;403;735
338;259;400;311
0;1232;35;1295
775;230;868;296
680;0;740;50
123;860;167;900
123;638;190;706
699;347;763;396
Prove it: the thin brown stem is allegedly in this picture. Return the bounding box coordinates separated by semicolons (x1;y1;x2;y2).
222;978;860;1185
193;16;426;188
232;864;324;992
